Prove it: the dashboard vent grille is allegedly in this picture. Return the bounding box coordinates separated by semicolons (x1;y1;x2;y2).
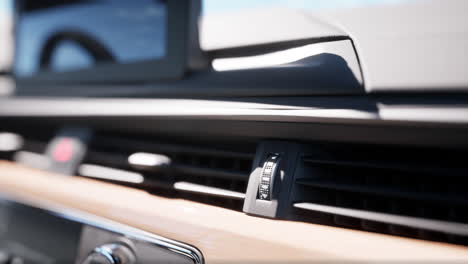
81;133;255;211
290;145;468;245
0;126;56;167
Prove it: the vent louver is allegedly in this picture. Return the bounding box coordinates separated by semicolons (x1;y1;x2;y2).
5;126;468;245
81;133;255;211
1;127;55;154
290;145;468;245
0;127;56;166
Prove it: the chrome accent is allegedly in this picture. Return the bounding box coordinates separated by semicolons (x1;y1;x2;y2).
84;248;115;264
294;202;468;236
13;151;51;170
212;43;324;71
258;154;281;200
0;193;204;264
78;164;145;184
174;181;245;200
128;152;171;170
83;243;136;264
3;97;468;124
0;132;23;152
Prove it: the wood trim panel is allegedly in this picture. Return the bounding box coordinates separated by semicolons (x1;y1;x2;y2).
0;161;467;262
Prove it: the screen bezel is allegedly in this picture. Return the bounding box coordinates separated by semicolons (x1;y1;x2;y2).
14;0;200;85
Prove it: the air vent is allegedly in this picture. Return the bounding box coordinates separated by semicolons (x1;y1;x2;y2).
80;132;255;211
290;144;468;245
0;126;56;165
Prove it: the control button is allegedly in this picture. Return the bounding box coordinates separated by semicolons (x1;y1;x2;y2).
52;138;74;162
82;252;113;264
82;243;136;264
45;128;91;175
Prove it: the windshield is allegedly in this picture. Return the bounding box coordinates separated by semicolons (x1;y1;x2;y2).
203;0;407;14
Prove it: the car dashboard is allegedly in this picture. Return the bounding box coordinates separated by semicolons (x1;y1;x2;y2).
1;0;468;263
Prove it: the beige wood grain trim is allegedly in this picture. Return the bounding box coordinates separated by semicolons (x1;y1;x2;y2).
0;161;467;262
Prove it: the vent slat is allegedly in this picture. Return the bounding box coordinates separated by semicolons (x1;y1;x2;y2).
302;158;467;176
85;151;128;169
295;178;468;206
78;164;144;183
86;151;250;181
94;136;254;159
85;133;254;211
172;164;249;181
294;202;468;236
174;181;245;200
295;146;468;245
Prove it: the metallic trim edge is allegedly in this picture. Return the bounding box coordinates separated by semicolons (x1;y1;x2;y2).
0;192;204;264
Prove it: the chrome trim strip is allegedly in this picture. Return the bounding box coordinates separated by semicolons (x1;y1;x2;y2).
174;181;246;200
0;193;204;264
78;164;145;184
294;202;468;236
0;98;467;124
212;43;324;71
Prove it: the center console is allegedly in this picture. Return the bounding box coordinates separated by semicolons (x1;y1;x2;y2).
0;198;202;264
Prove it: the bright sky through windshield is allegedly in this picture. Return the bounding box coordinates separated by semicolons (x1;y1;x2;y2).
0;0;12;13
0;0;411;16
203;0;405;14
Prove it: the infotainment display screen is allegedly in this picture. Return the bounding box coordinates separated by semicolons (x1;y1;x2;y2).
15;0;167;76
14;0;201;84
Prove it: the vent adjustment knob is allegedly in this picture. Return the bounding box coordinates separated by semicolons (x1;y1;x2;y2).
82;243;136;264
258;153;281;200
